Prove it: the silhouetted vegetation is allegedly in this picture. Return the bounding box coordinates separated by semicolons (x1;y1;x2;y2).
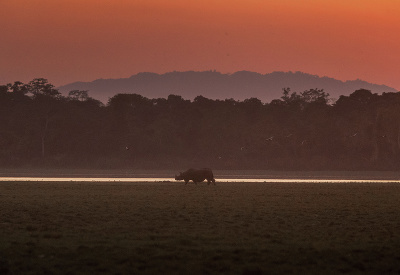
1;79;400;170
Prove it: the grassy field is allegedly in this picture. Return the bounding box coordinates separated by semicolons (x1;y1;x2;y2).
1;181;400;274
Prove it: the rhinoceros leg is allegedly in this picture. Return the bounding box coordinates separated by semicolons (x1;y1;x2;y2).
185;179;189;185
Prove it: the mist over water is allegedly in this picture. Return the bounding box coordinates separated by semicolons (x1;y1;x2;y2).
2;177;400;183
2;170;400;183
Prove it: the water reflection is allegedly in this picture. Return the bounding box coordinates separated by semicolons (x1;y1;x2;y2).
1;177;400;183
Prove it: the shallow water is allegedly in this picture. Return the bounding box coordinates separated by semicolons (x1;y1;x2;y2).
1;177;400;183
2;169;400;180
2;169;400;182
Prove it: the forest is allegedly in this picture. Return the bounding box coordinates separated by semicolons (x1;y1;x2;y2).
1;78;400;170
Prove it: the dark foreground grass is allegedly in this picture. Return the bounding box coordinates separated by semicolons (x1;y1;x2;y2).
1;181;400;274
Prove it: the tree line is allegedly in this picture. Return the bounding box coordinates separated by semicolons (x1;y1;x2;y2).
1;78;400;170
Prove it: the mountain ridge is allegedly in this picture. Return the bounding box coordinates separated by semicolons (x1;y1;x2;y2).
57;71;398;103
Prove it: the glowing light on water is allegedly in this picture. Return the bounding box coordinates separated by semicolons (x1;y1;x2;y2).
1;177;400;183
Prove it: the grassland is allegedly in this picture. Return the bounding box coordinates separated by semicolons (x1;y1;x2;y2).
1;181;400;274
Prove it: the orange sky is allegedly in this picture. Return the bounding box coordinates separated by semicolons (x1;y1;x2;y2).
1;0;400;90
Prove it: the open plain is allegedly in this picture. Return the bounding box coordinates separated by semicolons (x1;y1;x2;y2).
1;180;400;274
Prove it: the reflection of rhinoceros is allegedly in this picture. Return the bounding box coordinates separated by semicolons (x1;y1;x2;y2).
175;168;216;185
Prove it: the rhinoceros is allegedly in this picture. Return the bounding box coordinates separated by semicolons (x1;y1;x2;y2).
175;168;216;185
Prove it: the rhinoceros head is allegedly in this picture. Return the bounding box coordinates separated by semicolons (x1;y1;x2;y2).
175;172;183;180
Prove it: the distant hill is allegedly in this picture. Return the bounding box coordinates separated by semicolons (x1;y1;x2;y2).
57;71;398;104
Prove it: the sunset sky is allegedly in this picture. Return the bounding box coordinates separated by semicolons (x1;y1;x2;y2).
1;0;400;89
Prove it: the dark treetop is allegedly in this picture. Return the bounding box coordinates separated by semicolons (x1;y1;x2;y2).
2;78;400;170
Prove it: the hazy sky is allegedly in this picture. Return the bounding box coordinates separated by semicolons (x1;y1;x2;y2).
1;0;399;89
